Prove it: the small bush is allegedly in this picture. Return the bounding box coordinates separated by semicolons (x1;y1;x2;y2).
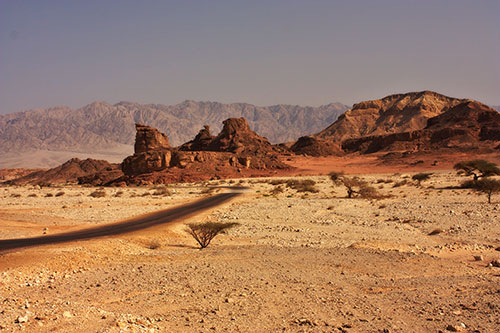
330;172;385;199
146;240;161;250
286;179;319;193
10;193;21;198
268;179;287;186
270;185;284;195
55;191;65;197
412;173;432;185
185;222;239;249
28;193;38;198
152;186;171;196
45;193;54;197
392;180;408;188
89;190;106;198
113;191;124;197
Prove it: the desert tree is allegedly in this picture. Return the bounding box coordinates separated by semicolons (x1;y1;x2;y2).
470;178;500;204
329;171;383;199
185;222;239;249
454;160;500;181
412;172;432;186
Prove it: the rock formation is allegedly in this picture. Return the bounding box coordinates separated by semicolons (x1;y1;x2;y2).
119;118;291;184
134;123;171;153
291;91;499;156
341;100;500;154
290;136;342;157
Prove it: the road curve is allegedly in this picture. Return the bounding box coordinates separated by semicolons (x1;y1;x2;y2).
0;191;243;252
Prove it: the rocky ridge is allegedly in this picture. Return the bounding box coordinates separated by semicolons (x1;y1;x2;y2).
292;91;500;156
342;100;500;154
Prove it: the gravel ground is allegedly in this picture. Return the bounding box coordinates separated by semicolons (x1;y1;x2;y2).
1;171;500;332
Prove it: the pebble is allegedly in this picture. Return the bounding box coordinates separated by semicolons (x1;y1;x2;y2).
16;315;28;323
473;255;483;261
62;311;73;318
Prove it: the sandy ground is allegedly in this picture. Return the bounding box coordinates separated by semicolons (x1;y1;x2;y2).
1;171;500;332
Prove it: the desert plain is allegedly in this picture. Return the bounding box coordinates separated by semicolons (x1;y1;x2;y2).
1;155;500;333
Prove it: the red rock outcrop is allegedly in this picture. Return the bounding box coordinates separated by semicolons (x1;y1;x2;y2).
118;118;291;184
8;158;122;185
134;123;170;153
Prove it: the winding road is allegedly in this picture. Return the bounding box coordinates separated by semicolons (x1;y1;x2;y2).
0;189;245;252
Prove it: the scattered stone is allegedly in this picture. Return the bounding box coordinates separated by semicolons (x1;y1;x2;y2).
15;315;28;323
490;259;500;267
429;228;444;236
473;255;484;261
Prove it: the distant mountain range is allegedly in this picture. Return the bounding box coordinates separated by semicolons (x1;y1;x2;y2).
0;100;347;168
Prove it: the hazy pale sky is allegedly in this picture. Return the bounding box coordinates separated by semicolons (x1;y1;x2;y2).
1;0;499;114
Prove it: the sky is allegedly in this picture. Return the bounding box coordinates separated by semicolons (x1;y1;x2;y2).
0;0;499;114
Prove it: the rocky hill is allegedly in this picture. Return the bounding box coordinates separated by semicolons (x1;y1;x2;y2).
316;91;467;142
0;100;347;168
291;91;499;156
342;100;500;154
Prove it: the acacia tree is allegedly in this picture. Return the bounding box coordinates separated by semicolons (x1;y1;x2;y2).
329;171;382;199
454;160;500;181
185;222;239;249
471;178;500;204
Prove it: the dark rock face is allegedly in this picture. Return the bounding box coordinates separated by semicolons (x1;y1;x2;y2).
180;126;215;151
290;136;342;157
134;123;170;154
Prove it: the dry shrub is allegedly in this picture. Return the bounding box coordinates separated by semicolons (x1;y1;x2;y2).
286;179;319;193
268;179;287;186
185;222;239;249
55;191;65;197
270;185;284;195
141;192;151;197
146;240;161;250
330;172;386;199
152;186;172;196
201;187;216;194
10;193;21;198
113;191;124;197
89;190;106;198
45;193;54;197
28;193;38;198
412;173;432;185
392;180;408;188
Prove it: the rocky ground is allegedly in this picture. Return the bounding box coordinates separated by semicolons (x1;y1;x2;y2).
1;171;500;332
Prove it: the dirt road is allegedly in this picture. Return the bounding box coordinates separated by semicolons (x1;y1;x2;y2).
0;191;242;252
